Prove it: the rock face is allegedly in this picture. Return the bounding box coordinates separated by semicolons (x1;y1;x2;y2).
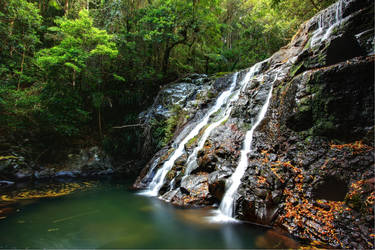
134;0;374;248
139;73;236;159
0;146;114;180
134;74;238;188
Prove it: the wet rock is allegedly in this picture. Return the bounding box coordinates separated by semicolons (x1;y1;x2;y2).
208;171;228;201
196;152;217;173
326;34;365;65
174;155;187;168
254;188;268;199
271;190;282;204
180;186;190;195
55;171;78;178
0;180;15;188
165;174;213;207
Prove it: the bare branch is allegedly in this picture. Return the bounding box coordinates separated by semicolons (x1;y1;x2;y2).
112;123;145;129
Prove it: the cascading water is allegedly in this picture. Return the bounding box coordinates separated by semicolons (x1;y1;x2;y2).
210;73;279;222
310;0;349;47
140;73;240;197
183;63;263;177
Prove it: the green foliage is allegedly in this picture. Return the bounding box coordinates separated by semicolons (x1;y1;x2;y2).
0;0;334;159
102;113;143;158
37;10;117;86
39;82;90;136
36;10;118;136
0;84;42;130
0;0;42;89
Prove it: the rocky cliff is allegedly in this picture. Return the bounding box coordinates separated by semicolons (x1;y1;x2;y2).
134;0;374;248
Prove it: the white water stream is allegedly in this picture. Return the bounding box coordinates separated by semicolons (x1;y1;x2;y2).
183;63;263;177
210;73;279;223
140;73;241;196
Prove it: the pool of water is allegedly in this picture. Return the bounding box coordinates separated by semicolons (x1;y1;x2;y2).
0;179;293;248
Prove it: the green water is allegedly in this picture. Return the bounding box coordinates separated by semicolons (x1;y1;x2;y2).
0;179;272;248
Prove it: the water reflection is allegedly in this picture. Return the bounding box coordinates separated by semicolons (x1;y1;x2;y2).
0;180;294;248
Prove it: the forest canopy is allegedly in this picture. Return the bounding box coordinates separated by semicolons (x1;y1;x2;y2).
0;0;335;156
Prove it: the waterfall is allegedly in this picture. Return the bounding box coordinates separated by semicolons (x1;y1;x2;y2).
310;0;348;47
210;73;278;222
184;63;263;177
140;72;240;197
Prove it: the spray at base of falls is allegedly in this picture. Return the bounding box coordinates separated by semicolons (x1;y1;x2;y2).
209;73;279;223
139;73;241;197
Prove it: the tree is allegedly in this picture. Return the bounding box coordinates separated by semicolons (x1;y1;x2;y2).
0;0;42;90
37;10;118;136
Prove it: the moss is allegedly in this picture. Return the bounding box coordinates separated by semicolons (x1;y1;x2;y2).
166;169;176;181
163;114;179;144
304;38;311;50
298;105;311;114
211;108;224;121
303;48;327;69
162;104;191;145
290;62;304;78
242;122;253;131
221;117;229;126
212;72;231;79
207;90;216;99
186;136;198;148
150;104;187;148
304;135;313;143
313;120;336;136
331;26;341;36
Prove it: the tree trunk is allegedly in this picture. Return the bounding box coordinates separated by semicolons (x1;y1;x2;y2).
309;0;319;11
162;45;172;75
72;69;76;87
64;0;69;16
231;57;240;72
9;20;14;56
98;108;102;138
205;56;209;74
17;48;26;90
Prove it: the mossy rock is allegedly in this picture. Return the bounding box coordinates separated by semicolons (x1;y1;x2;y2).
212;72;231;79
166;169;176;181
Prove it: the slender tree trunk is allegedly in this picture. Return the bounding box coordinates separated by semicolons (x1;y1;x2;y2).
64;0;69;16
98;108;102;138
309;0;319;11
231;57;239;72
205;56;209;74
98;56;104;138
162;45;172;75
72;69;76;87
17;48;26;90
9;20;14;56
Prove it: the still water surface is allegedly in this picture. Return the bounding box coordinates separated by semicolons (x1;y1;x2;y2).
0;179;273;248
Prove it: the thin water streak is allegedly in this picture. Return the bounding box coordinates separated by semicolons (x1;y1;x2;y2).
183;63;263;177
209;72;279;223
310;0;348;47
